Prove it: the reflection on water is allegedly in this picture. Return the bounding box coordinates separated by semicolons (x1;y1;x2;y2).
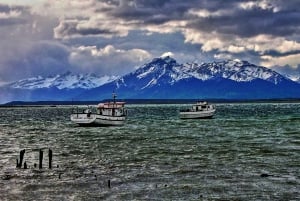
0;103;300;200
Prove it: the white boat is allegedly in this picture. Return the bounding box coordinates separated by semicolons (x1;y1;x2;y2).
179;101;215;119
70;94;127;126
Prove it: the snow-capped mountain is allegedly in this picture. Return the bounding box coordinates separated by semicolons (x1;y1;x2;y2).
2;56;300;103
271;66;300;83
289;76;300;83
10;71;118;89
183;59;286;84
124;57;286;89
0;72;118;103
79;56;300;100
278;74;300;83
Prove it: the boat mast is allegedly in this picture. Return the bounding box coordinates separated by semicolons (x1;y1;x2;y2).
112;92;117;104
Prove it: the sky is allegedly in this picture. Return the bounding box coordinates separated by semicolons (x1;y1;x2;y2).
1;0;300;85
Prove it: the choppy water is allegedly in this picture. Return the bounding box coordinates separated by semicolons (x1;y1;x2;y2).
0;103;300;200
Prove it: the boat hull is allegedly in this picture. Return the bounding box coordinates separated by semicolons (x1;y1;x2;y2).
70;113;126;126
179;109;215;119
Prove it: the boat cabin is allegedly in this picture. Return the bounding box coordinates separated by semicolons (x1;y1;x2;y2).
97;102;126;117
192;101;214;111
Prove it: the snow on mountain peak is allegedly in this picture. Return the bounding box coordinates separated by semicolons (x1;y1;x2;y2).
131;57;287;90
7;57;290;93
188;59;286;83
136;57;178;79
10;72;118;89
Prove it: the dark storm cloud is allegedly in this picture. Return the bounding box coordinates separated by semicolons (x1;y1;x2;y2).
2;0;300;83
84;0;300;43
110;0;199;24
54;20;118;38
182;1;300;38
78;28;117;36
54;0;300;41
1;41;71;81
263;50;300;58
110;0;222;20
0;18;27;26
25;42;71;76
0;4;29;26
0;3;25;12
0;3;64;82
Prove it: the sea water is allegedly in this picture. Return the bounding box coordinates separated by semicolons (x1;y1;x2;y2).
0;103;299;200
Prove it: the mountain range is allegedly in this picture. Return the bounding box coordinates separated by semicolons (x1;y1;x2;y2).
1;56;300;103
0;72;118;103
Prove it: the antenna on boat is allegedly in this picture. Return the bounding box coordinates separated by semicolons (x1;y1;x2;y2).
112;92;117;104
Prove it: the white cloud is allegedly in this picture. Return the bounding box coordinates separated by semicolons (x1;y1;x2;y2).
160;52;174;58
245;35;300;54
202;38;224;52
239;0;280;12
31;0;97;17
276;40;300;53
72;45;150;61
214;53;233;60
188;8;233;18
53;11;134;39
184;28;300;66
69;45;151;75
0;10;21;19
184;30;235;53
261;54;300;68
227;45;246;53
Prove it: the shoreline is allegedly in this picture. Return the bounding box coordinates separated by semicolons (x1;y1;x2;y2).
1;98;300;107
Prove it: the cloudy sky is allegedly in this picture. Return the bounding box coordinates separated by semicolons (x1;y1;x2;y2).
1;0;300;85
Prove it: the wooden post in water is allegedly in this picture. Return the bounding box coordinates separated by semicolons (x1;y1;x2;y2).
48;149;52;169
20;149;25;167
108;179;111;188
39;149;43;169
17;149;25;168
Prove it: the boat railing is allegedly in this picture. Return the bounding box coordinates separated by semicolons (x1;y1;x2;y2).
180;109;192;112
72;106;94;114
180;103;215;112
